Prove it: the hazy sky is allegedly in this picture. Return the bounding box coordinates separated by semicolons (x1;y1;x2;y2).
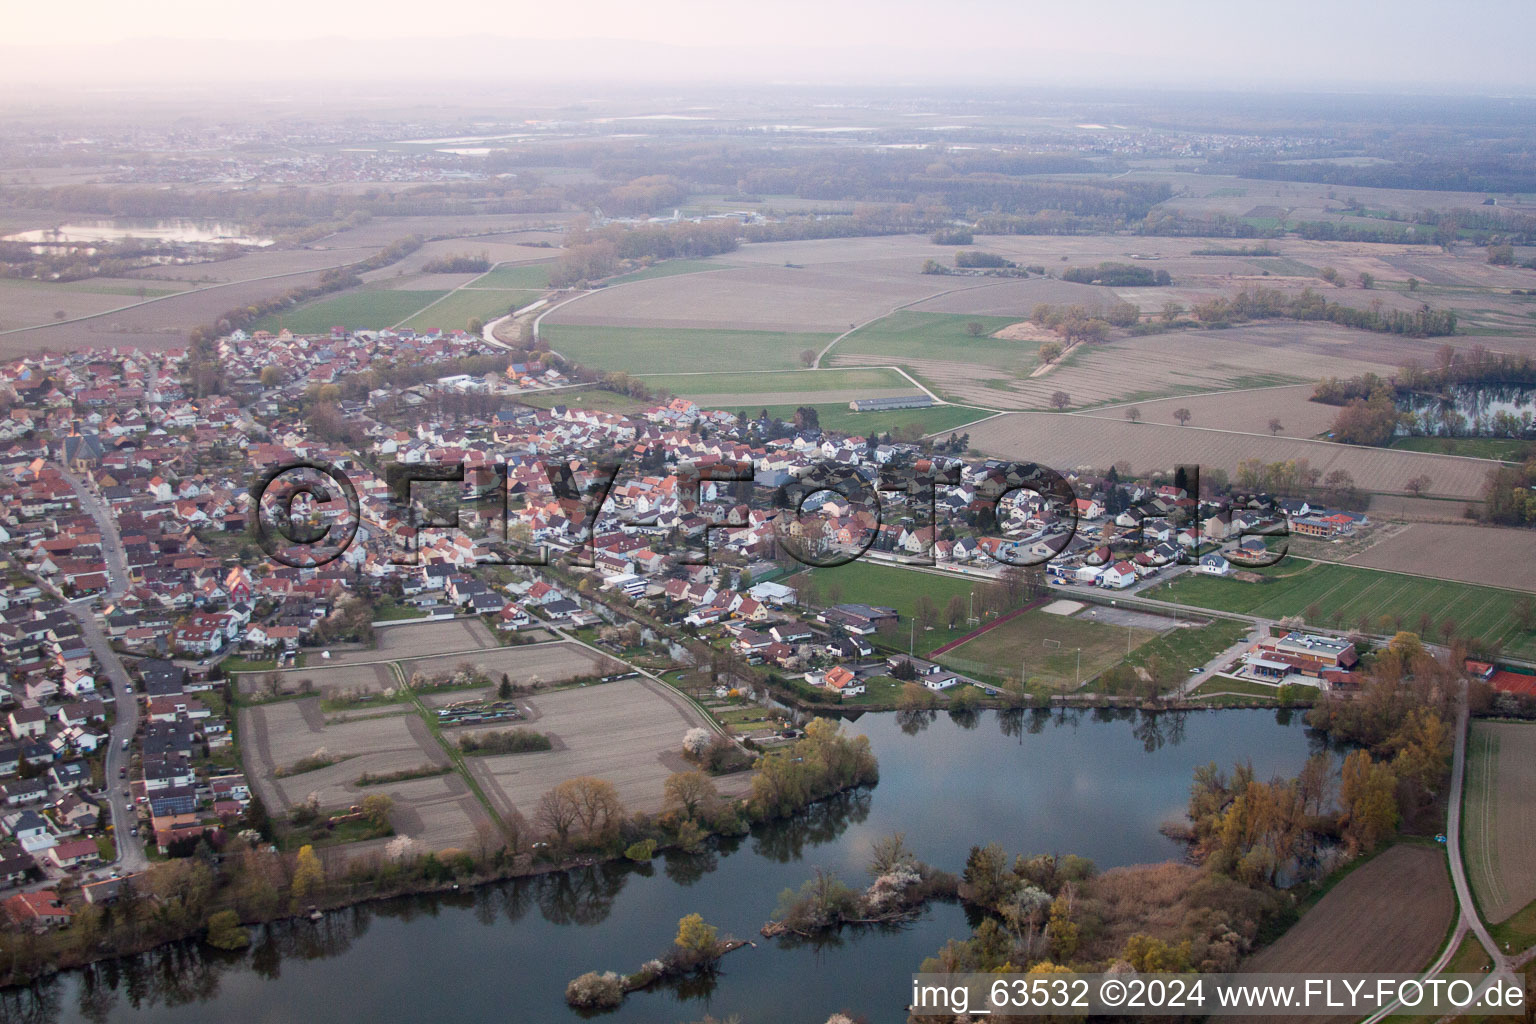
5;0;1534;91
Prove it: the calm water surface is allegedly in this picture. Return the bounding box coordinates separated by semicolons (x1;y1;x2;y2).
17;709;1322;1024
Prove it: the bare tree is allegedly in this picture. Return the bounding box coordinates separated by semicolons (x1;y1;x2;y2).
1173;408;1192;426
1268;418;1284;436
1404;474;1432;497
1125;406;1142;424
1050;391;1071;410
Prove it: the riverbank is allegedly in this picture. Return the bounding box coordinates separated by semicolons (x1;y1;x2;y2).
0;720;878;991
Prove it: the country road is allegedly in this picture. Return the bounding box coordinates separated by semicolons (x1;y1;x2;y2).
57;469;147;873
1358;685;1513;1024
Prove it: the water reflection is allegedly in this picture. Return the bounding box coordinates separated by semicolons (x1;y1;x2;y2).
4;709;1323;1024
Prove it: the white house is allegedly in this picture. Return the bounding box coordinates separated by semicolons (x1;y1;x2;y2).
1099;561;1137;589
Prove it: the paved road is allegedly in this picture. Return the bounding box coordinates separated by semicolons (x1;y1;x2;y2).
65;597;147;873
57;469;147;873
1444;688;1508;970
1359;686;1511;1024
61;469;129;589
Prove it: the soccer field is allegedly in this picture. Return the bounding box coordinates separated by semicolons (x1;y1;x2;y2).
1163;557;1534;657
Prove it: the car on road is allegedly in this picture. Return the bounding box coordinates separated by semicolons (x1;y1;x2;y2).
122;789;130;799
118;767;126;778
1188;666;1203;674
130;827;139;837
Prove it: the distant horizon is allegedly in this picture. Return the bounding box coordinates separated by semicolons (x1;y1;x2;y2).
2;0;1534;96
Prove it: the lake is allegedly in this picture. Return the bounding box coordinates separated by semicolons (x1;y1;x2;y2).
2;220;273;248
1397;384;1536;437
10;709;1322;1024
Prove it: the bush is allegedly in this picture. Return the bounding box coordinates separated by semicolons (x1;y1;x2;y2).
205;910;250;950
457;729;552;755
625;838;658;861
565;971;624;1009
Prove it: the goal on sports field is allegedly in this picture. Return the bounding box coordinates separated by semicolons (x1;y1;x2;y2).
1041;638;1062;650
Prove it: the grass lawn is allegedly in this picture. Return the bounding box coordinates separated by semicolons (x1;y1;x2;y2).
371;602;430;622
1160;556;1536;658
839;675;909;706
606;259;732;285
1124;617;1251;678
638;367;909;396
938;607;1159;689
1187;676;1282;700
1389;436;1536;462
755;402;992;438
472;262;555;289
221;654;304;673
1490;898;1536;952
782;562;998;655
542;324;836;374
399;288;542;332
251;288;446;334
518;388;649;414
837;311;1032;371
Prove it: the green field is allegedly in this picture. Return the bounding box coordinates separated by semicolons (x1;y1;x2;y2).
938;608;1159;689
519;388;648;414
542;324;835;374
1125;617;1251;678
472;262;555;289
755;402;990;438
782;562;990;653
399;288;541;332
1389;436;1536;462
0;278;188;298
638;367;909;396
251;288;446;334
606;259;732;285
1247;257;1321;277
1160;557;1534;656
1187;676;1283;700
836;311;1033;371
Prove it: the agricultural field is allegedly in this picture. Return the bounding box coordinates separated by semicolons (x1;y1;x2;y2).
831;311;1029;369
1343;523;1536;593
754;402;991;438
398;288;541;332
322;618;499;666
0;262;361;357
966;410;1497;498
913;318;1447;411
937;606;1162;689
605;259;733;284
1464;722;1536;924
1389;436;1536;462
1160;557;1536;656
250;288;446;334
465;677;751;824
470;261;555;289
400;641;611;692
0;277;194;332
1239;845;1454;993
638;366;911;400
234;662;396;698
1082;383;1338;438
541;259;966;334
238;697;489;852
541;324;835;374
